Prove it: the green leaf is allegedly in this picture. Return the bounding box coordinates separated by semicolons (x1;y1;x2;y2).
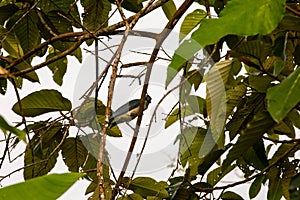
0;4;19;25
162;0;176;20
206;60;232;144
6;10;40;54
226;94;265;140
207;164;236;186
198;144;231;175
81;0;111;31
37;11;82;62
0;115;26;141
267;67;300;122
0;25;24;58
129;177;169;198
179;9;206;41
221;191;243;200
267;167;283;200
61;137;88;172
249;75;273;93
14;62;40;83
249;175;265;199
225;83;247;117
0;173;83;200
290;173;300;200
23;124;64;179
165;105;194;128
12;89;72;117
222;111;275;171
47;48;68;86
169;0;285;74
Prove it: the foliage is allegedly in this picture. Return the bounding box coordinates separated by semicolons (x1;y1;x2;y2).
0;0;300;200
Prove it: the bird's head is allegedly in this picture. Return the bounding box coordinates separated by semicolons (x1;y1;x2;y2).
145;94;152;105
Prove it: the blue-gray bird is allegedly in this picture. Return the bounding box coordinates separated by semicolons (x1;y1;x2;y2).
108;94;152;128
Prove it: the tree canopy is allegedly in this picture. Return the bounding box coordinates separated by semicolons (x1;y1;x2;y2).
1;0;300;200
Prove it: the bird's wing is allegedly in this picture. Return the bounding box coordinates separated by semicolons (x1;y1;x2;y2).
110;99;140;119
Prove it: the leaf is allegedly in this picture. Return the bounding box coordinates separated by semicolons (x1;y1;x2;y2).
14;62;40;83
0;4;19;25
6;10;40;54
267;167;283;200
267;67;300;122
129;177;169;198
225;83;247;117
243;139;268;170
47;48;68;86
0;173;83;200
0;115;26;142
81;0;111;31
162;0;176;20
168;0;285;75
165;105;193;128
61;137;88;172
221;191;243;200
222;111;275;171
249;175;265;199
198;144;231;175
248;75;273;93
37;12;82;62
179;9;206;41
207;164;236;186
23;125;64;180
12;89;72;117
38;0;81;25
290;173;300;200
226;94;265;140
0;25;24;58
206;60;232;144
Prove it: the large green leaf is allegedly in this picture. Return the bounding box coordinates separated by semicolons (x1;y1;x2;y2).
206;60;232;145
129;177;169;198
0;173;83;200
38;0;81;24
168;0;285;76
179;9;206;42
81;0;111;31
6;10;40;54
0;25;24;58
12;89;72;117
267;67;300;122
222;111;275;171
0;115;26;141
61;137;88;172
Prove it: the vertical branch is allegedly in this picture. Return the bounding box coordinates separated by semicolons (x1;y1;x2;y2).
111;0;195;198
11;79;33;174
97;28;131;200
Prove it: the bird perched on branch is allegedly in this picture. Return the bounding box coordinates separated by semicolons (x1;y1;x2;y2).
108;94;152;128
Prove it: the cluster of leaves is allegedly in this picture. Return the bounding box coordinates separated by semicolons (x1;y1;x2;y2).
164;0;300;199
1;0;300;200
